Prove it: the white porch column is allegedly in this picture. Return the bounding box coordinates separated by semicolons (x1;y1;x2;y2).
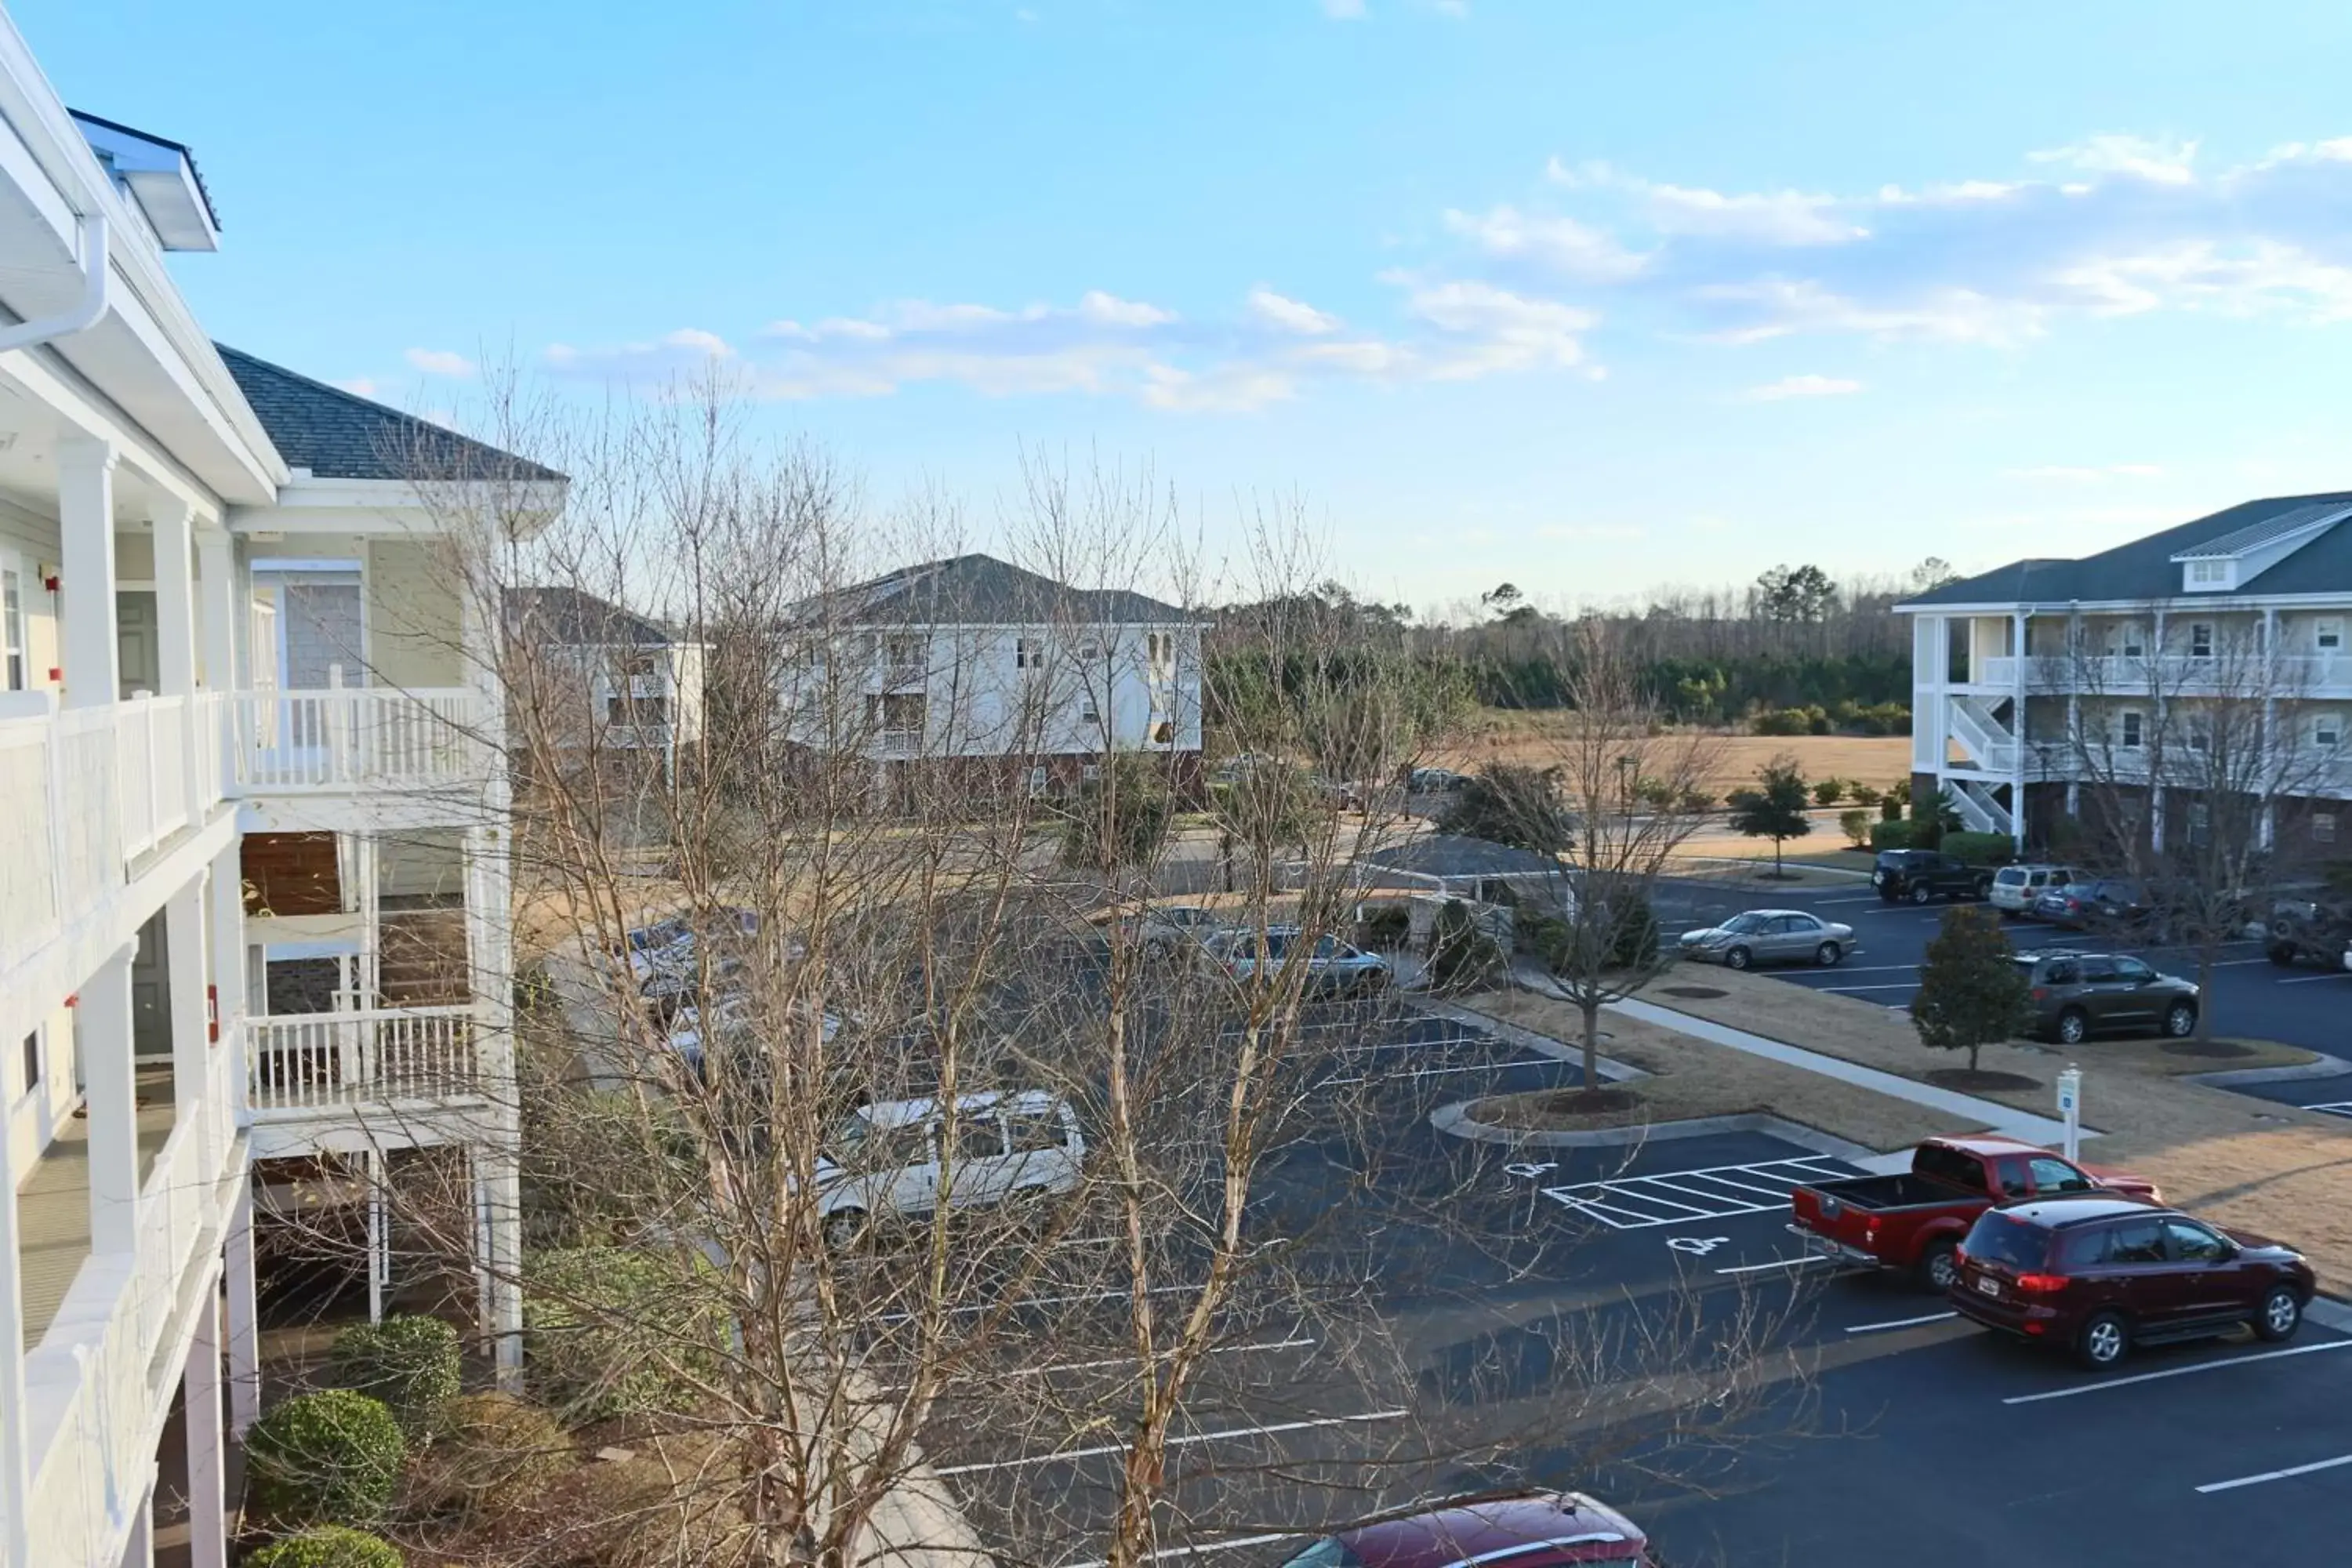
82;942;143;1254
208;840;248;1038
58;436;122;710
366;1147;386;1325
2012;609;2031;850
164;880;212;1156
183;1285;228;1568
223;1189;260;1436
463;824;524;1383
151;499;198;698
0;1047;30;1568
195;527;236;692
118;1474;155;1568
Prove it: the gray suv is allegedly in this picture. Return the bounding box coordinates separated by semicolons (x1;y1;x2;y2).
2014;951;2199;1045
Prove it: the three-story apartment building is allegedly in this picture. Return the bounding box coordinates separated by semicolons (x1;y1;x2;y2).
0;21;557;1566
1897;492;2352;859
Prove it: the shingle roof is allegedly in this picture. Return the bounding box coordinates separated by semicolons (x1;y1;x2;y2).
2169;500;2352;560
506;586;674;648
819;553;1194;626
216;345;565;484
1899;490;2352;608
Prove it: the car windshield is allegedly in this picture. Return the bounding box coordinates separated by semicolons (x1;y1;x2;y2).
1721;913;1769;934
1278;1540;1365;1568
1963;1211;2051;1271
1995;869;2026;884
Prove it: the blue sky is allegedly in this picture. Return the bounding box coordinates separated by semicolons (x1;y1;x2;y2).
24;1;2352;614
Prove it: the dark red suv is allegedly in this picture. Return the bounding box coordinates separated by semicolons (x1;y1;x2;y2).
1278;1493;1653;1568
1949;1197;2315;1369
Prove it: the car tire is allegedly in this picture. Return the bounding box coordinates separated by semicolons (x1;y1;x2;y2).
1814;941;1843;967
2163;1002;2198;1039
2254;1286;2303;1343
1909;884;1933;906
822;1209;868;1251
2075;1310;2131;1370
1916;1239;1960;1293
1723;946;1752;971
2056;1007;2089;1046
2268;944;2298;967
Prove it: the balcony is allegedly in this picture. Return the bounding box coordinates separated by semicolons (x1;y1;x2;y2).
229;688;488;792
2022;654;2352;697
245;1005;485;1120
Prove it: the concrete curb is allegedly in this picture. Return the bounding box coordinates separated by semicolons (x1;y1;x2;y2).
1430;1102;1880;1161
1411;996;1647;1083
2180;1051;2352;1089
2307;1294;2352;1334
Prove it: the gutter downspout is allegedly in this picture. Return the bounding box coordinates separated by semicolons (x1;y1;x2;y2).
0;212;107;354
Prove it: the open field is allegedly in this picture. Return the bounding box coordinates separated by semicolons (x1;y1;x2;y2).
1442;711;1916;798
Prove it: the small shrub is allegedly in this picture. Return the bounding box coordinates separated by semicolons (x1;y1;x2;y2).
1679;787;1717;814
1879;794;1904;822
1848;782;1882;808
1428;899;1505;993
1516;913;1572;959
1632;775;1679;809
1806;708;1833;735
246;1391;408;1529
1941;831;2016;867
329;1315;460;1442
526;1247;724;1423
248;1526;404;1568
1812;778;1846;807
1869;820;1918;852
1606;895;1661;970
1356;902;1411;950
1751;707;1811;737
414;1392;574;1521
1839;808;1872;848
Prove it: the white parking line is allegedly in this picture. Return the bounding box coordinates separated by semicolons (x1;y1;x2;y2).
1844;1311;1958;1334
2278;971;2352;985
1061;1534;1295;1568
1715;1254;1834;1276
2305;1101;2352;1120
1539;1155;1854;1231
1783;963;1917;976
2001;1338;2352;1404
2195;1451;2352;1494
1327;1058;1552;1087
1809;982;1920;993
879;1283;1202;1324
935;1408;1408;1475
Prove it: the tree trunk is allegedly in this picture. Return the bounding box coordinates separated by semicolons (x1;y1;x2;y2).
1968;1040;1980;1074
1581;997;1602;1094
2194;943;2216;1044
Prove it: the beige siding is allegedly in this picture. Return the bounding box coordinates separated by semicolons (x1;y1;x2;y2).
367;538;464;689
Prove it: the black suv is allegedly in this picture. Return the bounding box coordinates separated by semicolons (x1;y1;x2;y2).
2266;896;2352;970
2014;950;2200;1044
1872;850;1991;905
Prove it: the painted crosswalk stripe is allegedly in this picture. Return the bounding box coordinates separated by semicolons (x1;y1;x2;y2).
1539;1155;1855;1231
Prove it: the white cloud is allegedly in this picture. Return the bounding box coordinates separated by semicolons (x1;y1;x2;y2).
1444;205;1648;281
2028;133;2199;186
1697;278;2045;346
1742;373;1863;401
1321;0;1366;16
1247;287;1344;335
334;376;379;398
1404;279;1595;375
404;347;475;377
1635;180;1865;246
2003;463;2167;481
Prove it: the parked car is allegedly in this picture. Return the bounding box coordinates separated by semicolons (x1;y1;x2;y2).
2265;895;2352;969
1988;863;2077;919
1949;1198;2314;1369
2031;877;2151;931
1276;1491;1653;1568
1199;926;1391;996
1872;849;1991;905
816;1089;1085;1247
2015;950;2199;1044
1117;903;1227;956
1676;909;1854;970
1407;766;1469;795
626;906;761;985
1789;1134;2159;1291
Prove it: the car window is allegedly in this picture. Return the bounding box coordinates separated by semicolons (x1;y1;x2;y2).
1915;1143;1985;1192
1313;935;1340;959
2029;1157;2094;1194
2078;957;2120;983
1004;1107;1070;1155
2045;960;2079;985
2164;1218;2230;1263
1279;1541;1366;1568
1996;869;2026;885
1723;913;1768;933
937;1111;1007;1160
829;1118;928;1171
2107;1219;2166;1265
1260;931;1293;960
1961;1210;2048;1269
2112;956;2156;982
2055;1226;2111;1268
1993;1157;2031;1198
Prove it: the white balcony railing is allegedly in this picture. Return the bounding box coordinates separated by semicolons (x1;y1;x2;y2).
228;688;487;792
2024;653;2352;696
246;1005;482;1115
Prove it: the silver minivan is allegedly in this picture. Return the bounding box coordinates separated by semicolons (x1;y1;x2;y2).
1990;864;2076;919
815;1089;1085;1247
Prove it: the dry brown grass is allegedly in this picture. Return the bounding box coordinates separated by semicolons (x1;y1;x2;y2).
1458;989;1976;1151
1441;713;1914;797
1635;969;2352;1291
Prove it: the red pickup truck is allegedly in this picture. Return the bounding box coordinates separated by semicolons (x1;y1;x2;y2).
1789;1134;2161;1291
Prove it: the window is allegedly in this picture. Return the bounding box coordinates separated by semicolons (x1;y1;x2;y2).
2056;1227;2112;1268
1077;640;1102;663
2164;1218;2230;1264
2078;956;2120;984
1915;1142;1987;1193
2190;622;2215;658
20;1029;38;1095
2107;1220;2165;1265
2187;801;2211;845
2317;715;2343;749
1150;719;1174;746
2319;619;2345;652
2112;956;2156;983
2316;811;2338;844
1027;764;1047;798
608;694;669;725
1992;1158;2031;1199
937;1112;1007;1160
1080;763;1101;782
2044;959;2079;985
1;565;24;691
1004;1108;1069;1155
1014;637;1044;670
1080;695;1101;725
2187;559;2229;587
2119;711;2144;749
2029;1157;2094;1195
2118;626;2147;659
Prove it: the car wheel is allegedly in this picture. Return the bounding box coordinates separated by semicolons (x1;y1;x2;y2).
2255;1286;2303;1343
1910;884;1933;906
2163;1002;2198;1039
1815;941;1843;967
2075;1310;2131;1370
822;1209;868;1250
2056;1007;2089;1046
1723;946;1752;971
1917;1240;1960;1293
2267;944;2298;967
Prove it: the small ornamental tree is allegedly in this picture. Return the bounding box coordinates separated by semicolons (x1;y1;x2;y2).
1438;763;1574;855
1725;754;1812;877
1911;906;2034;1073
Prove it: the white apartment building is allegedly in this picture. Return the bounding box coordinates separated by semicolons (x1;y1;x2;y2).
1;20;558;1566
787;553;1206;797
507;585;705;782
1897;491;2352;859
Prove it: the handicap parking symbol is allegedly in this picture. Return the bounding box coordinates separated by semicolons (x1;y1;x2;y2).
1504;1162;1557;1179
1667;1235;1731;1256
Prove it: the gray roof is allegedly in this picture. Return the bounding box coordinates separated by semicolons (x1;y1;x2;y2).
821;553;1192;626
507;586;673;647
217;345;565;484
1357;833;1566;881
1900;490;2352;608
2169;500;2352;560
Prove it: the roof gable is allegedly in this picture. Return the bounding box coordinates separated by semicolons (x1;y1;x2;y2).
507;586;673;646
824;553;1193;626
217;345;564;485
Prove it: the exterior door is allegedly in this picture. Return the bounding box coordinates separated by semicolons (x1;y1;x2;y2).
2161;1217;2240;1321
2101;1214;2182;1327
2074;956;2136;1027
116;590;159;699
130;909;169;1059
281;579;364;688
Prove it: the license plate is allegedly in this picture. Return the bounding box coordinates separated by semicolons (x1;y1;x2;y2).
1976;1275;2002;1298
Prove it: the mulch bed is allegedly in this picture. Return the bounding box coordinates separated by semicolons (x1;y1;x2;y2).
1660;985;1729;999
1922;1068;2042;1093
2159;1040;2261;1059
1531;1087;1642;1116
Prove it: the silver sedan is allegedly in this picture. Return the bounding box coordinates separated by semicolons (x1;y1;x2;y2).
1677;909;1856;970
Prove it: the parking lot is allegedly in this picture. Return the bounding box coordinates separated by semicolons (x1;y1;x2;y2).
894;993;2352;1567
